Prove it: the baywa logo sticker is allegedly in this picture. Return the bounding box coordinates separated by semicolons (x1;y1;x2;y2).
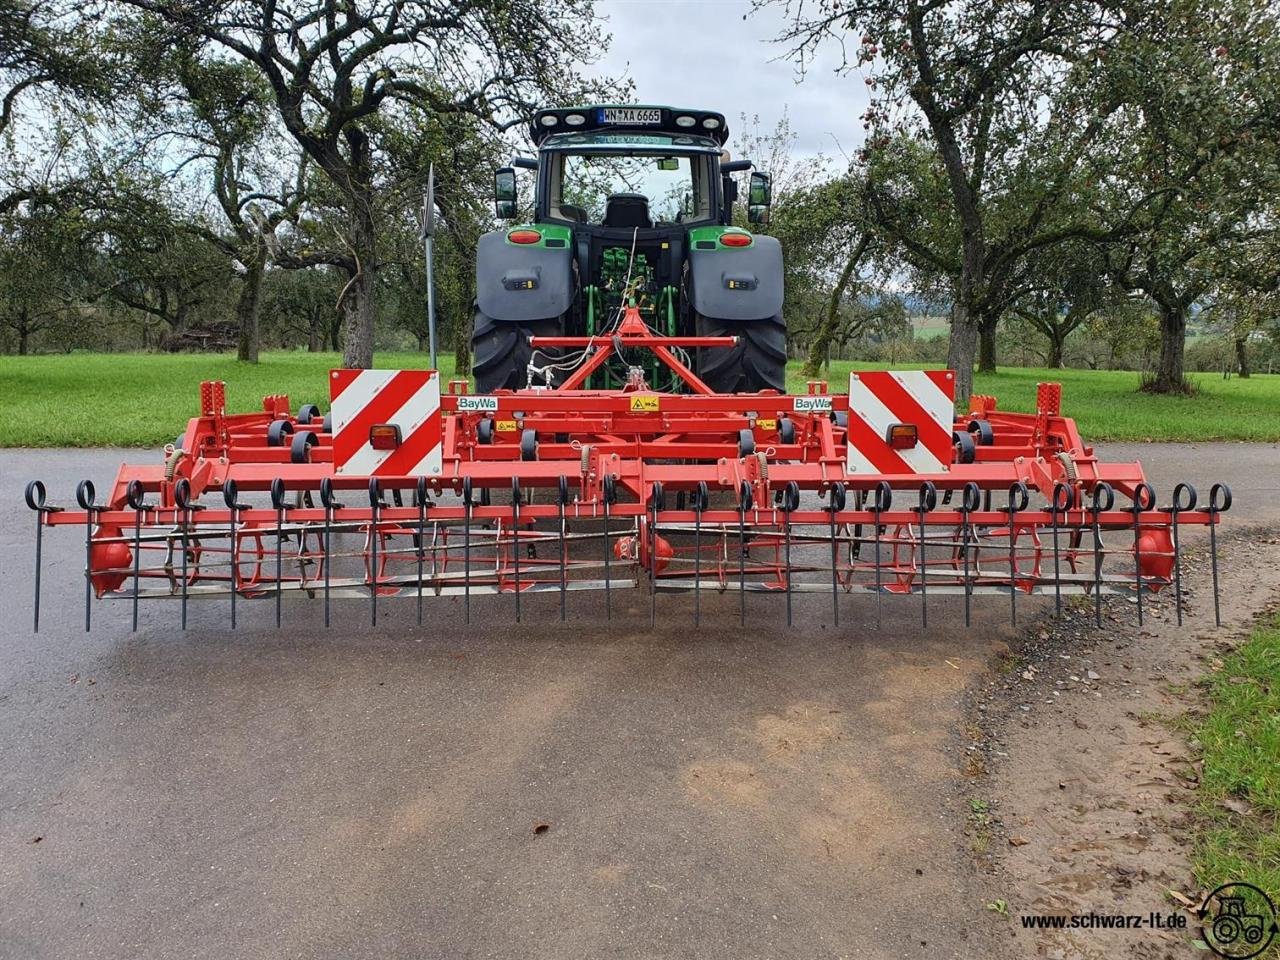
1199;882;1278;959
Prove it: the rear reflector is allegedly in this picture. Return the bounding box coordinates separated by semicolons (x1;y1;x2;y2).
508;229;541;244
719;232;751;247
885;423;918;449
369;424;402;450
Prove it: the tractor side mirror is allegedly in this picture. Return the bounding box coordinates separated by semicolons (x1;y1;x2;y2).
494;167;517;220
748;171;772;225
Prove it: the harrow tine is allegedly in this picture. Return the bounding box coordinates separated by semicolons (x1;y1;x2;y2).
827;482;846;628
369;478;381;627
918;482;938;629
25;481;58;633
1090;484;1115;628
222;480;245;631
1007;482;1028;627
692;481;707;627
961;482;980;628
512;477;522;623
651;481;663;628
462;477;472;625
1208;484;1231;626
1050;483;1073;619
603;476;615;620
558;476;569;622
738;481;750;628
416;477;428;626
1131;483;1155;627
271;478;288;629
320;478;341;628
1171;484;1197;627
128;480;149;633
175;479;197;630
782;481;800;627
76;481;96;632
873;482;891;629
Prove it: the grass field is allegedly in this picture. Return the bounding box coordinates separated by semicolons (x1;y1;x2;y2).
1;351;1278;446
1190;614;1280;943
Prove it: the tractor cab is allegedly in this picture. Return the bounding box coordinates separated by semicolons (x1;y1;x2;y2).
475;105;783;393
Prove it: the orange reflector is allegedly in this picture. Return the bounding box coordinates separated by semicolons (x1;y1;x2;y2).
369;424;402;450
719;232;751;247
508;229;541;244
885;423;918;450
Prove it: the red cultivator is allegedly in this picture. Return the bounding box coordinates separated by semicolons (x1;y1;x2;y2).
25;314;1231;635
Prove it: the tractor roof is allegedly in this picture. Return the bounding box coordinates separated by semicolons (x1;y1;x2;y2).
530;105;730;146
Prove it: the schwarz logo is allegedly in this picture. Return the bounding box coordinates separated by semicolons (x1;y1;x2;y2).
1200;882;1278;959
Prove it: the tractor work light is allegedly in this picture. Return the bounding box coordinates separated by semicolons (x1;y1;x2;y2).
564;113;586;126
539;114;558;127
719;232;751;247
508;229;542;244
675;115;697;127
369;424;402;451
702;117;721;130
885;423;919;449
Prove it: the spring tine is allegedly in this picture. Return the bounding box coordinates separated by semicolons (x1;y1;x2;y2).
828;482;844;628
961;483;979;629
127;480;147;633
1171;484;1196;628
1006;482;1027;627
369;478;381;627
25;481;48;633
512;477;521;624
603;476;613;621
270;478;286;630
559;476;569;622
651;482;662;628
417;478;427;627
1208;484;1230;627
320;478;339;629
738;481;749;628
918;482;937;629
463;477;472;626
78;480;96;632
1131;484;1153;628
873;482;889;630
693;481;706;628
177;482;190;631
1091;484;1114;628
1050;483;1072;620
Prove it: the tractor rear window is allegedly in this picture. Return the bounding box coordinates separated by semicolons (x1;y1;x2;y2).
548;152;715;226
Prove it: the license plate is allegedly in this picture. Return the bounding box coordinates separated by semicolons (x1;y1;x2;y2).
599;107;661;126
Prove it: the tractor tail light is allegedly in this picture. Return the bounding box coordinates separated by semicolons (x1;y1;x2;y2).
508;229;541;244
720;232;751;247
369;424;402;450
886;423;918;449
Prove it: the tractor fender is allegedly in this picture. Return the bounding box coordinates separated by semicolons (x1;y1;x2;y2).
687;234;784;322
475;230;573;322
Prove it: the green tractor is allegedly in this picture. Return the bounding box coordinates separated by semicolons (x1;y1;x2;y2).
472;104;785;394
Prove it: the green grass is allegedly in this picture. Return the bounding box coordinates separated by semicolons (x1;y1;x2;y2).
1190;615;1280;950
0;351;1277;446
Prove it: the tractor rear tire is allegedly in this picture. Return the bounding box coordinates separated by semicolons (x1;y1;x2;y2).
695;313;786;394
471;308;564;392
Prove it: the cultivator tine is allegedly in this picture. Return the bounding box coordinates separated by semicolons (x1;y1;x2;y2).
781;481;800;627
127;480;151;632
1131;483;1154;627
651;482;663;627
24;481;59;633
692;480;707;627
1090;484;1115;628
369;478;381;627
416;478;428;626
1208;483;1231;626
1050;483;1072;619
76;481;97;632
270;479;287;629
603;476;615;620
827;482;845;627
175;479;196;630
873;482;890;629
558;476;569;622
1007;482;1028;627
1171;483;1196;627
512;477;522;623
321;478;340;628
917;482;937;629
738;481;750;627
222;480;246;631
463;477;473;625
961;482;980;628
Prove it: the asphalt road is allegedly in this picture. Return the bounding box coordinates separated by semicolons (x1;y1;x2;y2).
0;442;1274;960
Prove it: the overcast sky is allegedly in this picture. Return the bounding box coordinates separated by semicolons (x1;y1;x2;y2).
592;0;870;165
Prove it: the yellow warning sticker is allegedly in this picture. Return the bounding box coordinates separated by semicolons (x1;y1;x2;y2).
757;419;777;431
495;420;518;432
629;395;660;412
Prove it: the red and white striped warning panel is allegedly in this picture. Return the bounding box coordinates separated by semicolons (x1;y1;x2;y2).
329;369;442;476
845;370;955;475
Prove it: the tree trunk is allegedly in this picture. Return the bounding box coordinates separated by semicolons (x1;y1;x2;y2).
803;236;868;379
947;301;979;405
1235;335;1251;378
1046;324;1065;368
236;248;265;363
1147;302;1189;393
454;311;471;375
977;315;998;373
307;307;322;352
17;310;29;355
339;193;376;368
